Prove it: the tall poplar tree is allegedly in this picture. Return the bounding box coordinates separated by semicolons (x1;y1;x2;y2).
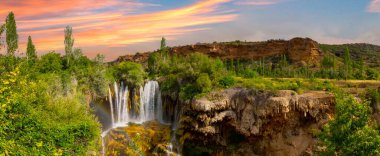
64;26;74;67
160;37;169;61
5;12;18;56
343;47;352;80
160;37;166;50
26;36;37;64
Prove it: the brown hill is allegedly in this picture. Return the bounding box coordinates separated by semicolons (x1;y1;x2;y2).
116;37;321;64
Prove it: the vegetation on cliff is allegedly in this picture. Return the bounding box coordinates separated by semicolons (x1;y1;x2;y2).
319;92;380;155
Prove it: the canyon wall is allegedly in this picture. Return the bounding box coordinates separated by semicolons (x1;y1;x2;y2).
116;37;321;64
180;88;335;156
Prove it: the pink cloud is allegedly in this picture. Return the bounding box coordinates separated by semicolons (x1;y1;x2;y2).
0;0;237;60
368;0;380;12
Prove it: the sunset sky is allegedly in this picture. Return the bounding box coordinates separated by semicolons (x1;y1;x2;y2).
0;0;380;61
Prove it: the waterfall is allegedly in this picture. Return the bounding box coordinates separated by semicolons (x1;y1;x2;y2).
139;81;163;123
139;85;145;122
107;81;163;126
108;82;129;128
108;88;114;126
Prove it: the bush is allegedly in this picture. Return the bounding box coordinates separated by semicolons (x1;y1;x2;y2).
196;73;212;93
37;52;62;73
319;93;380;155
114;61;146;87
367;68;380;80
241;70;258;78
219;76;235;88
180;84;199;100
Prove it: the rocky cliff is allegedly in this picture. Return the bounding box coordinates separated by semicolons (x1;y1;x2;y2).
180;88;335;156
116;37;321;64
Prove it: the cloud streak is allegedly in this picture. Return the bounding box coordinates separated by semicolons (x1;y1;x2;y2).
0;0;236;60
235;0;285;6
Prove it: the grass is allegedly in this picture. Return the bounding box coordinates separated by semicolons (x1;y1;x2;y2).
232;76;380;95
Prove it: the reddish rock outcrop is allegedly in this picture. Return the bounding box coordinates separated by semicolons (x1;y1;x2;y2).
116;37;321;64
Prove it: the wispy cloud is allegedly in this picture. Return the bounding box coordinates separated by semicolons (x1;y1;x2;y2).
0;0;236;59
235;0;285;6
368;0;380;12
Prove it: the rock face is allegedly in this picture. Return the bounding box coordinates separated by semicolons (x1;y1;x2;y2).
116;38;321;64
115;52;151;64
181;88;335;156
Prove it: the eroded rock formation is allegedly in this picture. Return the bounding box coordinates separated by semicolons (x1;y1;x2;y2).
116;37;321;64
180;88;335;156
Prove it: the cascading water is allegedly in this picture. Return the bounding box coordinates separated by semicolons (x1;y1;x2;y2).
107;80;163;126
137;81;164;123
108;82;129;128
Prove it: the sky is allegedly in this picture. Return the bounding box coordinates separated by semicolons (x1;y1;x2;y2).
0;0;380;61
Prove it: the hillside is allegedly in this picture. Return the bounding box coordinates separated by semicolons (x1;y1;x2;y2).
320;43;380;69
117;38;380;70
116;37;321;65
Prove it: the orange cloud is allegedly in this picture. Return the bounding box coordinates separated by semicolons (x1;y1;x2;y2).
368;0;380;12
0;0;236;60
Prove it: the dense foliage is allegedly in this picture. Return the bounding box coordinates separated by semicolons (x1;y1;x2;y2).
149;48;226;101
319;92;380;155
0;12;110;155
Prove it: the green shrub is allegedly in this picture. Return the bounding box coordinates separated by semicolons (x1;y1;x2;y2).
114;61;146;87
196;73;212;93
219;76;235;88
319;93;380;155
180;84;199;100
241;70;258;78
37;52;62;73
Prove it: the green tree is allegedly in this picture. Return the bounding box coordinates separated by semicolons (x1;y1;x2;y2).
148;52;159;75
5;12;18;56
37;52;63;73
321;55;336;78
160;37;169;60
160;37;167;50
319;93;380;155
26;36;37;65
114;61;146;87
343;47;352;80
355;58;365;79
196;73;212;93
219;75;235;88
64;26;74;67
279;54;289;76
366;68;380;80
